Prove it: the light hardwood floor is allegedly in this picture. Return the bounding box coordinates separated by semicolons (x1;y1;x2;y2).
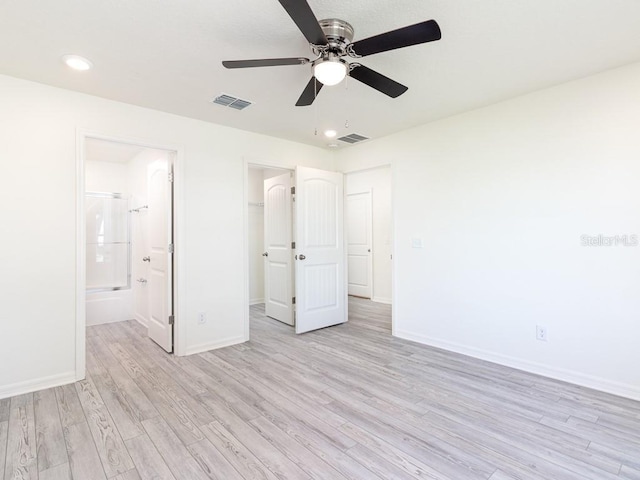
2;297;640;479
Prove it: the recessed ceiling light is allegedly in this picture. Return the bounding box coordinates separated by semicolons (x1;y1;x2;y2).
62;54;93;71
324;129;337;138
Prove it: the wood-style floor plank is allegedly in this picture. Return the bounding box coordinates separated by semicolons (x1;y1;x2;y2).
39;463;72;480
113;469;142;480
125;434;175;480
0;399;9;422
2;297;640;479
0;421;8;480
63;421;107;480
75;377;135;477
33;388;67;472
54;385;85;429
186;439;244;480
4;403;37;480
142;416;211;480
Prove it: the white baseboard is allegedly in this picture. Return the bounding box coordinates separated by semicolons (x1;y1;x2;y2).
250;298;265;305
185;335;246;355
0;371;76;400
395;329;640;402
372;297;392;305
86;316;130;327
134;313;148;328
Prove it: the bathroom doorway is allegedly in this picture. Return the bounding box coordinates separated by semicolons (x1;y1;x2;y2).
80;135;177;366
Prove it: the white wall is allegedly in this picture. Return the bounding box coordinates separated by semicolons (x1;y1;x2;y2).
85;160;129;193
345;167;392;304
337;62;640;400
0;74;333;398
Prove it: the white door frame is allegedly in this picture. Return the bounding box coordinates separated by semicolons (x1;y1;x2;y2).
344;164;396;335
75;129;185;381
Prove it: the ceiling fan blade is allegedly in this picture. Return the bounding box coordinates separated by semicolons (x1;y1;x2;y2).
223;58;309;69
277;0;328;46
296;77;323;106
350;20;441;57
349;64;408;98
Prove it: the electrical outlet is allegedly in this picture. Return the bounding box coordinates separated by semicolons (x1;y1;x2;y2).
536;325;547;342
198;312;207;325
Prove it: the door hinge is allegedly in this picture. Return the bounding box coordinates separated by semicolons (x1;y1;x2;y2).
292;296;296;305
291;186;295;195
168;243;174;254
168;172;174;182
291;241;295;249
168;315;175;325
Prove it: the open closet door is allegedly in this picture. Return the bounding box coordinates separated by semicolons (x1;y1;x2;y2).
295;166;346;334
264;172;294;325
147;157;174;352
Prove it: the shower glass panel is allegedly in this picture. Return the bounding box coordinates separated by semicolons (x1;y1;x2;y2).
86;192;131;291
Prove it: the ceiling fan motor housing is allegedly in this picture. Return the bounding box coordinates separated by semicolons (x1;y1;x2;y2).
318;19;354;54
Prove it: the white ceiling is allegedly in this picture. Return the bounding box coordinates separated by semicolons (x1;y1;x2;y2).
2;0;640;149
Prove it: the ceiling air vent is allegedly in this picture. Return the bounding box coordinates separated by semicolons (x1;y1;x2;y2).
212;94;253;110
337;133;369;144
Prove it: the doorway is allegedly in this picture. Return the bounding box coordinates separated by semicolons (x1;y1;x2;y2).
246;163;347;336
248;166;294;325
77;133;181;380
345;166;393;305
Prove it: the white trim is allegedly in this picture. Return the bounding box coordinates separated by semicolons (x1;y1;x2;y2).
185;336;246;356
372;297;392;305
250;298;265;305
243;158;251;341
75;133;87;381
395;329;640;401
0;372;76;400
390;163;397;337
76;129;186;384
134;313;149;328
171;147;187;357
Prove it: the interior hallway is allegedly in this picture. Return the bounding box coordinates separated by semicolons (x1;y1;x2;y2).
1;298;639;479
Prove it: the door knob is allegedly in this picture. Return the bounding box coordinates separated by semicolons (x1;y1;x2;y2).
298;254;306;260
262;252;268;257
142;256;151;262
137;278;147;284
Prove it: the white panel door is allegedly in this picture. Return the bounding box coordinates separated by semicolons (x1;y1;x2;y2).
346;191;373;298
147;158;173;352
264;173;294;325
295;166;346;334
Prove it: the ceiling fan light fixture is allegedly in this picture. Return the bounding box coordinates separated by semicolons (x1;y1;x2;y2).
313;57;347;86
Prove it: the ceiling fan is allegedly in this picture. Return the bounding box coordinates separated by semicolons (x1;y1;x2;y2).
222;0;441;106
